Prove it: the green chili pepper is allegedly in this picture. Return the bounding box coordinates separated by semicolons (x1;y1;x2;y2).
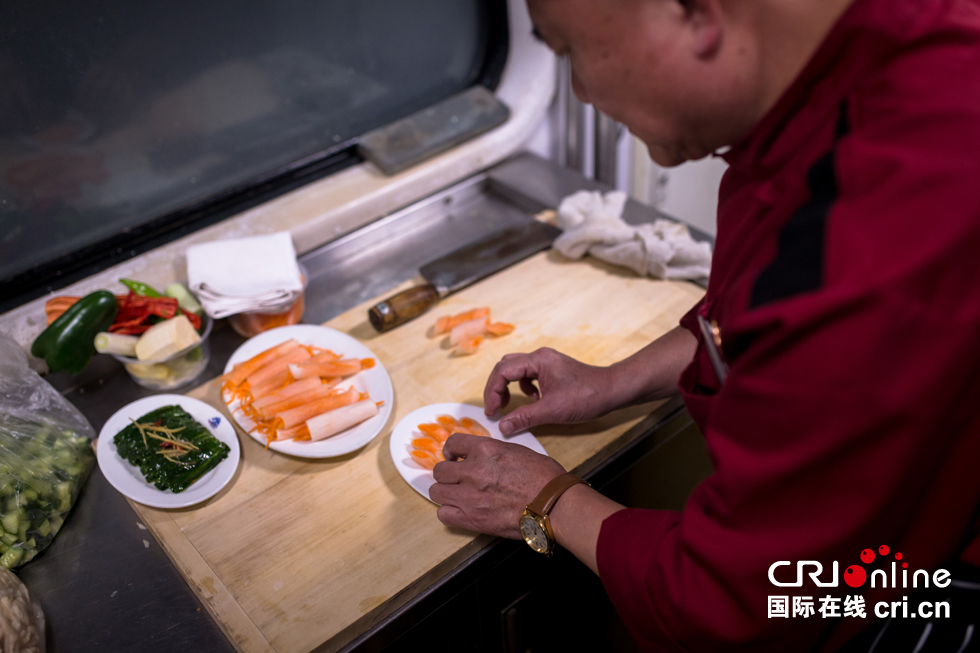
31;291;118;374
119;278;163;297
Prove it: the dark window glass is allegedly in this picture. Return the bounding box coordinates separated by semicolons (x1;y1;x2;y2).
0;0;506;308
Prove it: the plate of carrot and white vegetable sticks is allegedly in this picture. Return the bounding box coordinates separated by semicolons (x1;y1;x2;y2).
389;403;547;502
221;325;393;458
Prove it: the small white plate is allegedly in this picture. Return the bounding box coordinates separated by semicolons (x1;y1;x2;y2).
389;402;548;502
97;394;241;509
222;325;393;458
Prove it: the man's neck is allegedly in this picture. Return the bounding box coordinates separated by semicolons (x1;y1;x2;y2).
746;0;856;122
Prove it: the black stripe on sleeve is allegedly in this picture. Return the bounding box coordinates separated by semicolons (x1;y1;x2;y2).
749;102;850;308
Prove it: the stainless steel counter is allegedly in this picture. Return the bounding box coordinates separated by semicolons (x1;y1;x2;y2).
18;153;711;652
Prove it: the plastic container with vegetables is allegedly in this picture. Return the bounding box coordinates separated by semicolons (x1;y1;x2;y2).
40;280;211;388
100;281;210;390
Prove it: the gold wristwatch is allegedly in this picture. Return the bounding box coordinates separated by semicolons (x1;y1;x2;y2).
519;472;589;556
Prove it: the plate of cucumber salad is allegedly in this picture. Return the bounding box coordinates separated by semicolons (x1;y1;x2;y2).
97;395;240;508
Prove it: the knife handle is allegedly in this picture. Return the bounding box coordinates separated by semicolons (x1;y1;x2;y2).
369;283;440;332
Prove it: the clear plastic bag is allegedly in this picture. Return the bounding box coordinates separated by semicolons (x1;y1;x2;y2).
0;567;45;652
0;336;95;569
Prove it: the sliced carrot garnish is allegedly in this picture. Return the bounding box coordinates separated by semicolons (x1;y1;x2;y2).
485;322;515;337
460;417;490;437
418;423;451;442
433;307;491;335
411;436;441;453
436;415;461;429
410;449;443;470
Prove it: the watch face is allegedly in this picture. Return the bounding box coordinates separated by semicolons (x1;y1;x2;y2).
520;514;550;553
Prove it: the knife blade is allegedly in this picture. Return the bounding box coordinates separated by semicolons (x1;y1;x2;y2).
368;220;561;332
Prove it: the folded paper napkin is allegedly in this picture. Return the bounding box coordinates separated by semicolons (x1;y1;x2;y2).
552;190;712;280
186;232;304;319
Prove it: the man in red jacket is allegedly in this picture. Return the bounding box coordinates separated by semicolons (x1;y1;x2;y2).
429;0;980;650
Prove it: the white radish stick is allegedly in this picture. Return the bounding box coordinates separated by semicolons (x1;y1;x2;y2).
306;399;379;441
449;317;489;346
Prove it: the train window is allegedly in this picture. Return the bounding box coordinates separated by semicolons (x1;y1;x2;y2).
0;0;507;310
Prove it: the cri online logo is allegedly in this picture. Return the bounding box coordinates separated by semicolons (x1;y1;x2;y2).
769;545;951;590
845;545;901;588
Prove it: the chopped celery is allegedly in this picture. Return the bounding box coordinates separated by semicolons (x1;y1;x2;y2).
1;513;18;534
1;549;23;568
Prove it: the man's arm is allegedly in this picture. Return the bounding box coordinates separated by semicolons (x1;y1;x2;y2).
430;430;626;575
431;322;698;570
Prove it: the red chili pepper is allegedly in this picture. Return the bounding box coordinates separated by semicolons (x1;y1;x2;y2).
147;298;178;319
181;309;202;330
111;326;151;335
107;292;198;334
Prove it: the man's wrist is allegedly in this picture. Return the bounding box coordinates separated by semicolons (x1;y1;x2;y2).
606;358;646;407
549;482;595;546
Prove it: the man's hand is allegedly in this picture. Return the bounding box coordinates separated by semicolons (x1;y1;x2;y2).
484;328;698;435
429;433;567;539
484;348;616;435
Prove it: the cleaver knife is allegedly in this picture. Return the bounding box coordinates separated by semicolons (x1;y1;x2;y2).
368;220;562;332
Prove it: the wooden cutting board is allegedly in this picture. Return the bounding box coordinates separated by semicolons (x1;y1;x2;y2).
128;250;704;653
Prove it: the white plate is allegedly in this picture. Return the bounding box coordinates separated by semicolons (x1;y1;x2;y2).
389;402;548;502
97;395;241;509
222;325;393;458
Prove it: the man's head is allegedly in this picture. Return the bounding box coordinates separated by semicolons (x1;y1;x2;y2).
528;0;853;166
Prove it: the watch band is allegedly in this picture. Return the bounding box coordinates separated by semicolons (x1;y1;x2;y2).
527;472;589;517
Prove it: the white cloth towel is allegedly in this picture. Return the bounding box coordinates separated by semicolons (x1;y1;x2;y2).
186;232;304;319
552;190;712;280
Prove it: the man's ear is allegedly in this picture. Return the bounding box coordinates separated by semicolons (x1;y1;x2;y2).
681;0;723;58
